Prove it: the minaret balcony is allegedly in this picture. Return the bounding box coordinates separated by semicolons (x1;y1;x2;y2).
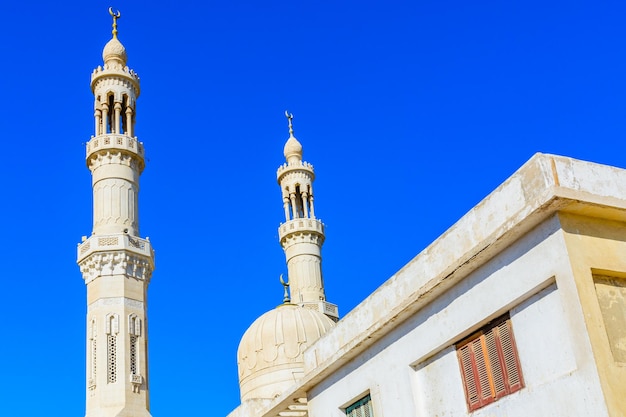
276;160;315;182
87;134;145;159
77;233;154;264
91;65;140;93
301;300;339;322
278;218;325;241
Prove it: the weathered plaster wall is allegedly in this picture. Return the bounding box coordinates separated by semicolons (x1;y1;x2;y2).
560;213;626;416
306;216;608;416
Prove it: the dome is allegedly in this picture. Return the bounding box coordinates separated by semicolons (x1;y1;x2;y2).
283;136;303;163
237;303;335;401
102;37;127;66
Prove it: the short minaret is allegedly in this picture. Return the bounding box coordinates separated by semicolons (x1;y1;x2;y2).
77;9;154;417
277;112;338;320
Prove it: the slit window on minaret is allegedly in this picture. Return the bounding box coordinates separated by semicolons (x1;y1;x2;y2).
294;185;304;218
95;95;102;136
107;94;115;134
88;318;97;388
303;184;311;218
130;336;138;375
106;314;119;384
107;334;117;383
120;94;129;134
128;314;141;377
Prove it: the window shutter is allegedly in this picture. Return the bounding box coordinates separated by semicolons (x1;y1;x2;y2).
497;320;524;393
345;394;372;417
472;338;494;406
457;314;524;411
458;344;480;408
485;328;506;398
364;403;372;417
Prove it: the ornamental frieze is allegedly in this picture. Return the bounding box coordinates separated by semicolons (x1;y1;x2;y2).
79;251;153;283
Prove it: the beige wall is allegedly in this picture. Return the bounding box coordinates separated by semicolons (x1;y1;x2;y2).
560;213;626;417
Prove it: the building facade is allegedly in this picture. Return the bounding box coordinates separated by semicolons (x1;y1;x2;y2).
77;11;155;417
229;153;626;416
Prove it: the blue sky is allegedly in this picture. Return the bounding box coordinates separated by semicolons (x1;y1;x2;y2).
1;1;625;415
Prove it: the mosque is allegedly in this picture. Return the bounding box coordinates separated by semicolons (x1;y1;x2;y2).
77;10;626;417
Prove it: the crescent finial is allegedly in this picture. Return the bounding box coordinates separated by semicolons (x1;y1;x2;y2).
279;273;289;286
280;274;291;304
284;111;294;137
108;7;121;18
108;7;121;38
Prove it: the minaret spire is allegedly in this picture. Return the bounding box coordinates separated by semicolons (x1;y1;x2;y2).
276;112;338;321
77;9;154;417
285;110;294;137
109;7;120;39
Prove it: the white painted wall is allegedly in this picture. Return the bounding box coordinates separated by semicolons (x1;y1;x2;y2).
307;216;608;417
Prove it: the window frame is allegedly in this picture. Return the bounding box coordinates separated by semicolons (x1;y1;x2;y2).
456;313;524;411
344;393;373;417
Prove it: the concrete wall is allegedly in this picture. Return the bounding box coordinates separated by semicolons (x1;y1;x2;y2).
560;213;626;416
306;215;608;416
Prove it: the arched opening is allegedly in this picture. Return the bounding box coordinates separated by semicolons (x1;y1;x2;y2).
121;94;129;134
294;184;305;218
107;94;115;133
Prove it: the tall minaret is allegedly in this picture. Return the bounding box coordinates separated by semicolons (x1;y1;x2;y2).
77;9;154;417
277;112;338;321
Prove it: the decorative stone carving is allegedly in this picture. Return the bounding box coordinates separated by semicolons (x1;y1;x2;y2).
79;251;153;284
87;297;144;312
87;148;144;172
105;313;119;335
130;374;142;393
128;314;141;336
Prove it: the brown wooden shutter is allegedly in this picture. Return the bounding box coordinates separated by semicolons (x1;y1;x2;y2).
457;314;524;411
486;328;507;398
473;337;494;407
458;342;480;409
498;319;524;393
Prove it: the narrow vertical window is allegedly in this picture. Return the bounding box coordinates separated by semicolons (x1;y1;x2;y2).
107;94;115;133
130;335;137;375
106;313;119;384
345;394;373;417
128;314;141;377
120;94;129;134
107;334;117;383
88;318;97;389
294;185;304;218
456;314;524;411
128;314;143;390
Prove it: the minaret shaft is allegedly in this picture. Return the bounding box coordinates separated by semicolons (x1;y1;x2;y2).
280;219;325;304
77;11;154;417
91;155;140;236
286;246;323;303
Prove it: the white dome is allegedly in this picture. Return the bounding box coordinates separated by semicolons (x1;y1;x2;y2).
237;303;335;401
283;136;303;163
102;37;127;66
